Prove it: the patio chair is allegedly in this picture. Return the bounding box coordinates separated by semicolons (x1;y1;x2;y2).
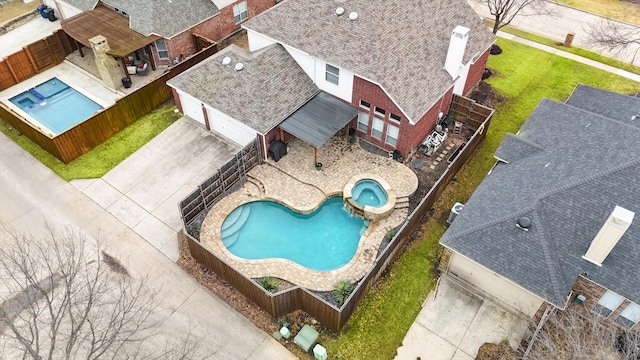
136;62;149;76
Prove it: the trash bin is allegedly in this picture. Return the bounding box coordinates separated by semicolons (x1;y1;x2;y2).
121;77;131;89
44;8;57;22
37;5;49;19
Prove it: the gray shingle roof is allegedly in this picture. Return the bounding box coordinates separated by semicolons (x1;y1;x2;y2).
441;85;640;308
243;0;495;123
63;0;219;38
167;44;319;134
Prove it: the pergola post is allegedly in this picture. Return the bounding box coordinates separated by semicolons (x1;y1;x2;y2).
313;147;317;165
120;57;131;82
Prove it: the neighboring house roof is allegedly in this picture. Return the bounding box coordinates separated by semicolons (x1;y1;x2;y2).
61;0;219;38
243;0;495;123
167;44;320;134
441;85;640;308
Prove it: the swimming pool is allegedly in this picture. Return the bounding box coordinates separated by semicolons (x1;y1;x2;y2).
221;197;366;271
9;78;103;135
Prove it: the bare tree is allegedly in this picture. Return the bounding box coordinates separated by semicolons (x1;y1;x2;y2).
474;0;556;35
586;19;640;63
0;224;209;359
523;306;639;360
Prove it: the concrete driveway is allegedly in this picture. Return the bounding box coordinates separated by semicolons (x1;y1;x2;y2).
395;276;528;360
71;118;241;261
0;126;294;359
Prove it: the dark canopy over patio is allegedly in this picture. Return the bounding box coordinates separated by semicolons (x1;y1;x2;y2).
280;92;358;149
62;6;160;57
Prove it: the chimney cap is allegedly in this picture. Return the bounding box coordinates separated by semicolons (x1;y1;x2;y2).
517;217;531;230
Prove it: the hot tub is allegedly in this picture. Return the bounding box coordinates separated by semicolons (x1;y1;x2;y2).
343;174;396;221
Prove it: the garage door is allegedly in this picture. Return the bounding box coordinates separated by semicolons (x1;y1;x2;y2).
178;91;205;126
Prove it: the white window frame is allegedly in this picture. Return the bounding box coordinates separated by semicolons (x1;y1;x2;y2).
325;64;339;85
357;112;369;133
359;100;370;110
593;290;625;317
374;106;386;117
155;39;169;59
390;113;401;123
386;123;399;147
371;118;384;140
233;1;248;23
616;303;640;329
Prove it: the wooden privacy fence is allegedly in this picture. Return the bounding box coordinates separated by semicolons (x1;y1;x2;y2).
181;96;494;332
0;43;219;163
0;30;76;91
449;94;494;130
179;139;262;228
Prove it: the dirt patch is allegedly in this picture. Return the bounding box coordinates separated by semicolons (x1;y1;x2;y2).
0;1;39;30
218;29;249;51
468;80;503;109
476;340;517;360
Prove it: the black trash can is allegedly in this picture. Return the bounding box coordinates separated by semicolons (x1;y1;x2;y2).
44;8;57;22
121;77;132;89
37;5;49;19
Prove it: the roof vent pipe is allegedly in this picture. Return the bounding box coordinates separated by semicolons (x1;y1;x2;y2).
516;217;531;231
234;63;244;72
336;7;345;16
348;12;358;21
221;56;231;66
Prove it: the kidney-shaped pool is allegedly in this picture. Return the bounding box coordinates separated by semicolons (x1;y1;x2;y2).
220;197;366;271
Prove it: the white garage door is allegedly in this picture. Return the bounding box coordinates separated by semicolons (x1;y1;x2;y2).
447;253;544;316
178;91;205;126
205;107;257;146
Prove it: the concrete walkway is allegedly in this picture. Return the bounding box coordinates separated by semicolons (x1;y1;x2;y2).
0;129;295;359
0;16;61;59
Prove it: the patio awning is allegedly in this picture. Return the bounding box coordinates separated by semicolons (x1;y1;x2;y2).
61;6;161;57
280;92;358;148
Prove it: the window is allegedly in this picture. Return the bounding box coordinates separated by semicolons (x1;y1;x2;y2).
390;113;401;123
386;123;399;146
372;118;384;140
374;106;386;116
233;1;248;23
325;64;339;85
155;39;169;59
359;100;370;110
357;112;369;133
616;303;640;329
593;290;625;317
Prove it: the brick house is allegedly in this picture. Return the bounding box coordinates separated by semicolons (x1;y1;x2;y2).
440;85;640;330
169;0;495;159
44;0;274;66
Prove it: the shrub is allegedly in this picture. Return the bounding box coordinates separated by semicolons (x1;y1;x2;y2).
187;224;200;239
259;277;279;293
335;280;355;306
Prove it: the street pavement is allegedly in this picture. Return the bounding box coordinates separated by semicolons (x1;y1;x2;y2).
0;128;296;359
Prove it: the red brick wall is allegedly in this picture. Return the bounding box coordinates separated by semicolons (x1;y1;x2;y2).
571;276;640;330
351;76;453;157
463;47;491;95
172;88;183;113
151;0;275;65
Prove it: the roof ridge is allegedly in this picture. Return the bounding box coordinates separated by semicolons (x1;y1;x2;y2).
531;209;567;307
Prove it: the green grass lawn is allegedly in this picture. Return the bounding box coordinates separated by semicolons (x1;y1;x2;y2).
0;102;180;181
321;37;640;360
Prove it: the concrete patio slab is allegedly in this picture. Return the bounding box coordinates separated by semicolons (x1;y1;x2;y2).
107;196;149;229
395;276;529;360
81;178;122;208
133;214;176;250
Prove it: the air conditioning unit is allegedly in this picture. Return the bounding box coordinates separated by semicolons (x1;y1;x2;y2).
446;202;464;225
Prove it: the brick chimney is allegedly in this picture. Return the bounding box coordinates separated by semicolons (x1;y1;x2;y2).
444;25;470;80
582;206;635;266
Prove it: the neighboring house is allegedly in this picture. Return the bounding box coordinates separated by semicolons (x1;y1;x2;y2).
43;0;274;66
171;0;495;158
441;85;640;330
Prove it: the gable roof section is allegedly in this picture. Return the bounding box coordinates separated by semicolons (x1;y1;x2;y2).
441;87;640;308
62;0;219;38
167;44;319;134
243;0;495;123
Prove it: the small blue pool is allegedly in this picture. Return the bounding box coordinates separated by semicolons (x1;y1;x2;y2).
221;197;366;271
9;78;103;135
352;179;388;208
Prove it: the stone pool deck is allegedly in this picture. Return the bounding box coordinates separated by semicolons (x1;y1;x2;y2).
199;136;419;291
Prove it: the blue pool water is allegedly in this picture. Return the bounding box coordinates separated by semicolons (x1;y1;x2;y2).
221;197;366;271
352;179;388;208
9;78;103;135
